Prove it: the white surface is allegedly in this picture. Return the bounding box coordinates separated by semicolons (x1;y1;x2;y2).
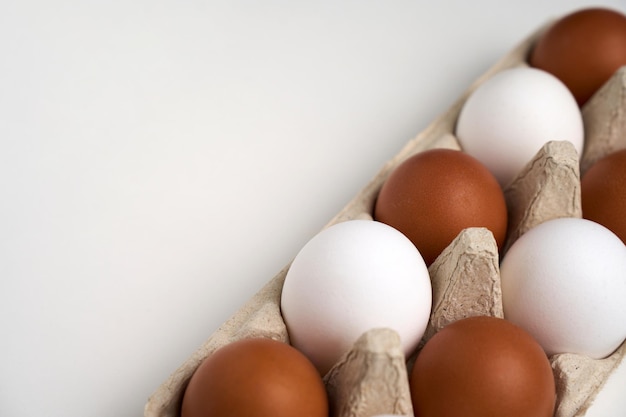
1;1;624;417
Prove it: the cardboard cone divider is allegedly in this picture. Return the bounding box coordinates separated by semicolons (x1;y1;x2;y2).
323;328;414;417
580;66;626;175
144;20;626;417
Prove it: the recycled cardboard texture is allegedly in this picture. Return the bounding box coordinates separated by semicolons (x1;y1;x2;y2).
145;19;626;417
423;227;503;344
323;328;414;417
503;140;582;254
580;66;626;174
552;341;626;417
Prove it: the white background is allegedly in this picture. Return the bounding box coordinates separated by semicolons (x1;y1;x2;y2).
1;1;625;416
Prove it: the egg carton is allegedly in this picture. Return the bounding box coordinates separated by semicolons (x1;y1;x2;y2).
144;19;626;417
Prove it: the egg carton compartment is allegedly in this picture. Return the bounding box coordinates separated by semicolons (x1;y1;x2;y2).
144;19;626;417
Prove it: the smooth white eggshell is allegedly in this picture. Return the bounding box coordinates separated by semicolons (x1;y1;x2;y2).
280;220;432;375
500;218;626;359
455;67;584;187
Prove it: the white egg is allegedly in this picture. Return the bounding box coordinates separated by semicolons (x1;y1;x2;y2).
500;218;626;358
280;219;432;375
455;67;584;187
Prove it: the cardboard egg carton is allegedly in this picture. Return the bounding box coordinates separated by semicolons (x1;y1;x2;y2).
144;20;626;417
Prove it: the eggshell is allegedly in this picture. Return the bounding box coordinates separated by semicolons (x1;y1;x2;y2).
500;217;626;359
529;7;626;106
180;338;328;417
410;316;556;417
374;148;507;266
280;219;432;375
455;67;584;187
581;148;626;244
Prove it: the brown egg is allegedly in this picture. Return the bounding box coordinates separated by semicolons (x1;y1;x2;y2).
374;148;507;265
581;149;626;244
180;338;328;417
410;316;556;417
529;7;626;106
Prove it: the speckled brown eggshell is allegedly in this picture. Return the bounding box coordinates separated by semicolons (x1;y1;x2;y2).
410;316;556;417
529;7;626;106
374;148;507;266
581;148;626;245
180;338;328;417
